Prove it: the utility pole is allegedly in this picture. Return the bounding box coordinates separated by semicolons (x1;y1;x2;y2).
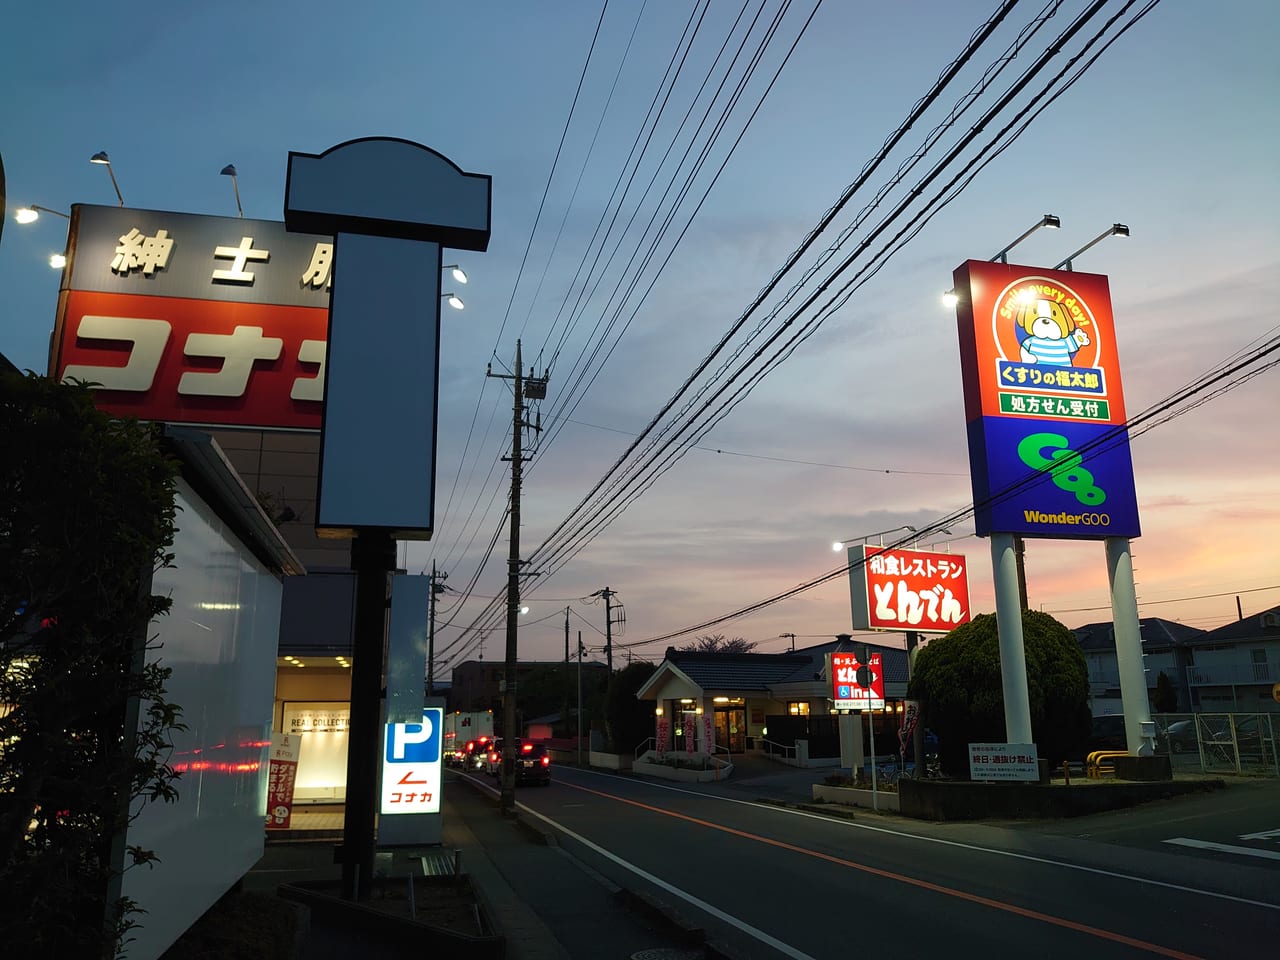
426;562;447;696
564;606;570;664
597;586;621;674
780;632;796;652
577;631;584;767
487;340;546;817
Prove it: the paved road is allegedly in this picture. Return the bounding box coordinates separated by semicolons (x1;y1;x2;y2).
1022;777;1280;867
479;765;1278;959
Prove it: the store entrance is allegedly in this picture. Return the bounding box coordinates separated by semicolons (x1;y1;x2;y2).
715;707;747;754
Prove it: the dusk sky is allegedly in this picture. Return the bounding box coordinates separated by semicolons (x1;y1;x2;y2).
4;1;1277;669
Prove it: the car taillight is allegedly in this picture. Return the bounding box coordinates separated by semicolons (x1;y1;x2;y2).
488;752;498;763
541;756;550;766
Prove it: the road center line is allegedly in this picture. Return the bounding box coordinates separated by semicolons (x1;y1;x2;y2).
555;780;1204;960
566;767;1280;912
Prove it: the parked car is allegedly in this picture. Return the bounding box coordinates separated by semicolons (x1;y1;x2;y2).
1087;715;1127;752
1210;716;1270;756
486;739;552;786
1159;719;1199;754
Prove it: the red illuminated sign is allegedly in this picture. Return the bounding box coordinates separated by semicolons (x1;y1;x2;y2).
956;261;1128;426
54;290;327;430
848;546;971;634
831;651;884;711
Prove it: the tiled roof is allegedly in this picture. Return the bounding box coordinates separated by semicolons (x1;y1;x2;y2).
1192;605;1280;645
669;653;811;691
664;638;911;691
1073;617;1205;652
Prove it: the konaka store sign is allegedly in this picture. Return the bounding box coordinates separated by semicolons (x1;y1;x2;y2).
51;204;334;430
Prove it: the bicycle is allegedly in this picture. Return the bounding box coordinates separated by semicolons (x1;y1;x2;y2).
876;757;903;784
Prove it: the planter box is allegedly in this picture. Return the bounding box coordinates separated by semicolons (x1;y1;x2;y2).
897;776;1222;821
811;783;900;812
588;751;632;771
634;758;731;783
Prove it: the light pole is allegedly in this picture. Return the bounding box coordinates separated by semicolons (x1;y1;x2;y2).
89;151;124;206
989;213;1060;263
1053;223;1129;271
831;524;916;553
14;205;72;268
220;164;243;218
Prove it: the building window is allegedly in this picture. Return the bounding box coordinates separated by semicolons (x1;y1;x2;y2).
787;702;809;716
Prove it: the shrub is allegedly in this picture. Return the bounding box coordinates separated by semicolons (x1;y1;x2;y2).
910;610;1090;776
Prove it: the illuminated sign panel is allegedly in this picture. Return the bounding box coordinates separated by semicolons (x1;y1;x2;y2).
51;204;332;430
848;545;971;635
830;652;885;711
953;260;1140;540
380;707;443;816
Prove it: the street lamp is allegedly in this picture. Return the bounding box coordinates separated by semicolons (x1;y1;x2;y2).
443;263;468;284
442;292;464;310
14;204;70;224
832;524;916;552
989;213;1060;264
15;204;73;268
89;151;124;206
1053;223;1130;271
220;164;243;218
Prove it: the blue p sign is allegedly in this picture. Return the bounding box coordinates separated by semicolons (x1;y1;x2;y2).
386;715;439;762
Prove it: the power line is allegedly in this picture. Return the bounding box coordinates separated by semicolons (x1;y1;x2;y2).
613;328;1278;648
1045;585;1280;615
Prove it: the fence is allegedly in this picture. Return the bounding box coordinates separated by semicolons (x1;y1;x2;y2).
1150;712;1278;776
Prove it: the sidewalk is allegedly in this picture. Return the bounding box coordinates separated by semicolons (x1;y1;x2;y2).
249;773;697;959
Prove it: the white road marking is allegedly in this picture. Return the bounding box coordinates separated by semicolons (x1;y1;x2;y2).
517;800;821;960
1238;827;1280;841
1164;838;1280;862
561;766;1280;911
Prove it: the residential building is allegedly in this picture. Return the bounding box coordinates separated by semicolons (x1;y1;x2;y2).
1072;617;1204;715
1183;605;1280;714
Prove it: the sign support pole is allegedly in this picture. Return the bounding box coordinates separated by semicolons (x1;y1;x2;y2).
341;530;395;900
991;533;1034;743
868;709;878;811
1106;537;1153;756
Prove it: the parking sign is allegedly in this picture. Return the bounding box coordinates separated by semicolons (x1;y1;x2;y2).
381;707;443;815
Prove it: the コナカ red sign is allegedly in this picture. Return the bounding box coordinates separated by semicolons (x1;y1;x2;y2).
56;291;327;430
848;545;971;634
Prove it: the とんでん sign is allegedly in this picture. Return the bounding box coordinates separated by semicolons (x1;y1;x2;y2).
848;545;971;635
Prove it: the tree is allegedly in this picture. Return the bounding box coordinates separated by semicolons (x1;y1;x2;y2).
909;610;1091;777
604;661;657;753
678;633;758;654
0;373;184;957
1153;670;1179;713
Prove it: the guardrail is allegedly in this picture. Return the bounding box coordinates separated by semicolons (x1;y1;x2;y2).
1086;750;1128;778
760;738;797;763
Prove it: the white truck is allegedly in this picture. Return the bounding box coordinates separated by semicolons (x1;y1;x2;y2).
443;710;496;767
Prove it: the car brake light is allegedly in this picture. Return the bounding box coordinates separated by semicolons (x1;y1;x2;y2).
488;752;497;763
522;743;533;753
541;756;550;766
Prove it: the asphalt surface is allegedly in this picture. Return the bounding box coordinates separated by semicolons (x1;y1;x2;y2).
249;770;700;959
247;759;1278;959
